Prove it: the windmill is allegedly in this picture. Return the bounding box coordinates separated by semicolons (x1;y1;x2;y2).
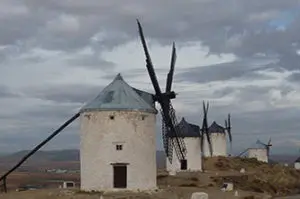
200;104;230;159
225;114;232;155
257;138;272;157
200;101;213;172
238;138;272;163
137;20;187;164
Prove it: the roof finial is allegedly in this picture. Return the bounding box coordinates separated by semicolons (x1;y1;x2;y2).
114;73;123;81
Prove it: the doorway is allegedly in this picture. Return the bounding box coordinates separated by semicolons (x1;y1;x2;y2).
180;159;187;170
113;164;127;188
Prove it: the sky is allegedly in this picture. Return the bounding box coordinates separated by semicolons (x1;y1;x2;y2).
1;0;300;155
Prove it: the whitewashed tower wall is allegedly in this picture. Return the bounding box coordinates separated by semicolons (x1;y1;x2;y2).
203;133;227;157
79;74;157;192
166;137;202;172
247;148;268;163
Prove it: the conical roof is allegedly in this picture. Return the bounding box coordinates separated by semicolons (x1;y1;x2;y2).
168;117;200;138
208;121;225;134
80;73;157;113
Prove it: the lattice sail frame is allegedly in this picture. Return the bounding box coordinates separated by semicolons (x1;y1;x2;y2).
161;102;187;163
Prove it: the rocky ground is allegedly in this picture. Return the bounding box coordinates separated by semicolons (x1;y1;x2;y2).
205;157;300;197
0;187;268;199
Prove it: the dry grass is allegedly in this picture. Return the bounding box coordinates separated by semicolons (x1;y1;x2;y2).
206;157;300;196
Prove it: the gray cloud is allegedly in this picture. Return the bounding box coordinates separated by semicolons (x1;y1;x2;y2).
287;71;300;82
0;123;79;153
175;57;278;83
0;1;298;58
65;54;116;70
26;84;103;104
0;86;20;98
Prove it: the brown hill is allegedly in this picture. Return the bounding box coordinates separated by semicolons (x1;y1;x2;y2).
205;156;300;196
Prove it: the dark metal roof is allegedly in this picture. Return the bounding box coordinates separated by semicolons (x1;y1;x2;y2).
80;73;157;113
208;121;225;134
167;117;200;138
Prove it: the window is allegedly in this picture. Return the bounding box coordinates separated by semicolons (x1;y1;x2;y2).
110;115;115;120
116;144;123;151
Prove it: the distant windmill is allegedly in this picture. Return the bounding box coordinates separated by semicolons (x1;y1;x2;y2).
200;101;213;172
257;138;272;157
166;101;213;173
238;137;272;163
201;105;232;158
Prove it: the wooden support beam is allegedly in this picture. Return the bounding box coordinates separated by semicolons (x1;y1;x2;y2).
0;112;80;193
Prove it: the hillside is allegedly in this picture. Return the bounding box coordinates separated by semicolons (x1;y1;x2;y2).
0;150;167;170
204;157;300;196
2;157;300;198
0;149;298;167
0;149;79;163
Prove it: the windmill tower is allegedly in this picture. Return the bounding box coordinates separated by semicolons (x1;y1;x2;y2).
203;114;232;157
166;118;202;172
80;74;158;191
247;138;272;163
166;102;213;173
203;121;227;157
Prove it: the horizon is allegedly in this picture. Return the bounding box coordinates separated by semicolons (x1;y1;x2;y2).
1;148;299;157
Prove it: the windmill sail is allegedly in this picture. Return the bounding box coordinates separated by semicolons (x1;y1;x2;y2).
137;20;187;162
200;101;213;172
225;114;232;154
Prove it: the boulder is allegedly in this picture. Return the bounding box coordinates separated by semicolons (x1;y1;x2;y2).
168;170;176;176
240;168;246;173
190;192;208;199
221;182;234;192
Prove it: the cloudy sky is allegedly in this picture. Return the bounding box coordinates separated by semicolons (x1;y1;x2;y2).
1;0;300;155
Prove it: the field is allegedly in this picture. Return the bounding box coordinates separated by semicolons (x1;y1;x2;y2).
1;156;300;198
3;156;300;199
0;170;267;199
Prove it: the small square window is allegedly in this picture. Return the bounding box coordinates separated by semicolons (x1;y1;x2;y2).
116;144;123;151
110;115;115;120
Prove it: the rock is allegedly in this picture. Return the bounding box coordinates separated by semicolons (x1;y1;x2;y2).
190;192;208;199
221;182;234;191
234;190;238;197
169;170;176;176
240;168;246;173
